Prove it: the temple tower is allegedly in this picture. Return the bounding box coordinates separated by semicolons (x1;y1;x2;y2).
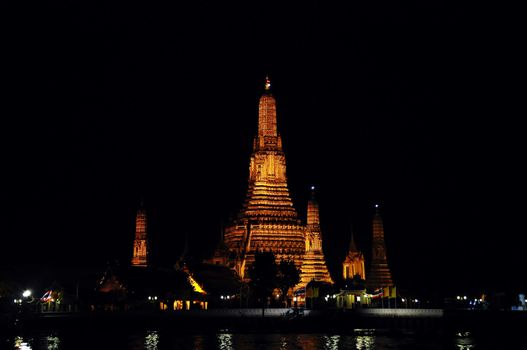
366;205;394;290
342;230;366;280
299;187;333;286
131;204;148;267
224;77;305;278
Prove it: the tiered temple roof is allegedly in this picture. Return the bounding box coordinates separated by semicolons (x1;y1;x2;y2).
342;230;366;280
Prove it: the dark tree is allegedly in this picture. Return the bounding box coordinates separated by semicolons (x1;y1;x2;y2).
348;274;366;290
277;259;300;307
248;251;278;309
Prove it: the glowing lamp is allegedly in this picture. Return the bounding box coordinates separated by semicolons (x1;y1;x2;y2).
22;290;32;298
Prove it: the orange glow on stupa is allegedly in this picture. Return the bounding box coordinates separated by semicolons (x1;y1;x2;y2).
299;187;334;286
131;204;148;267
223;76;306;279
366;205;394;289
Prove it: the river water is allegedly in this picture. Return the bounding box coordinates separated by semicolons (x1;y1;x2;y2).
3;328;527;350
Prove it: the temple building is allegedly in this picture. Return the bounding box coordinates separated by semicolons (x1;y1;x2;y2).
222;77;325;281
131;204;148;267
299;187;333;286
366;205;394;290
342;231;366;281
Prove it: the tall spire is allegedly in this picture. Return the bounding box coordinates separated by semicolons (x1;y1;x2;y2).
223;77;304;279
373;204;384;239
131;204;148;267
367;204;394;290
257;75;279;142
299;185;333;286
348;226;358;252
307;186;320;226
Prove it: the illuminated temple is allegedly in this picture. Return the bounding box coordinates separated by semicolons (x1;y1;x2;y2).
342;231;366;281
131;204;148;267
222;78;331;285
299;188;333;285
366;205;394;290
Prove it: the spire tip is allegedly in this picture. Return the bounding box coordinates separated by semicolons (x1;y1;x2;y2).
265;75;271;91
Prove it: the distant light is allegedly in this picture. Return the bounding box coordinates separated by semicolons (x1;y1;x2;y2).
456;296;460;300
463;296;467;300
414;299;419;303
357;296;361;302
401;298;405;302
311;186;315;191
221;296;224;300
375;204;379;208
293;297;297;302
22;290;32;298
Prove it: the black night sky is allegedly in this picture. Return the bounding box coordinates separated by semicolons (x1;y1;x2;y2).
3;1;523;294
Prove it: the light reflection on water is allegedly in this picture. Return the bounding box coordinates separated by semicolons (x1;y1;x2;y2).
44;335;60;350
354;329;375;350
5;328;526;349
217;333;233;350
455;331;476;349
14;336;32;350
144;330;159;350
323;334;340;349
13;335;61;350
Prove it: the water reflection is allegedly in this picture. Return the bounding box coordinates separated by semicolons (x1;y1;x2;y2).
43;335;60;350
13;334;61;350
217;333;233;350
455;331;475;349
144;330;159;350
279;335;287;350
7;328;521;349
323;335;340;349
354;329;375;349
14;336;32;350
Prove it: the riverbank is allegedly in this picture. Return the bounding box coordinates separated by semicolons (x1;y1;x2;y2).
3;308;527;334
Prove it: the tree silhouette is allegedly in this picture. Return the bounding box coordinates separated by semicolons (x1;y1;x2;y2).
277;259;300;307
248;251;278;309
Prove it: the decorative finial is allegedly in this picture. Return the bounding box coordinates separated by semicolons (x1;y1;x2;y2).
265;75;271;91
310;185;317;199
